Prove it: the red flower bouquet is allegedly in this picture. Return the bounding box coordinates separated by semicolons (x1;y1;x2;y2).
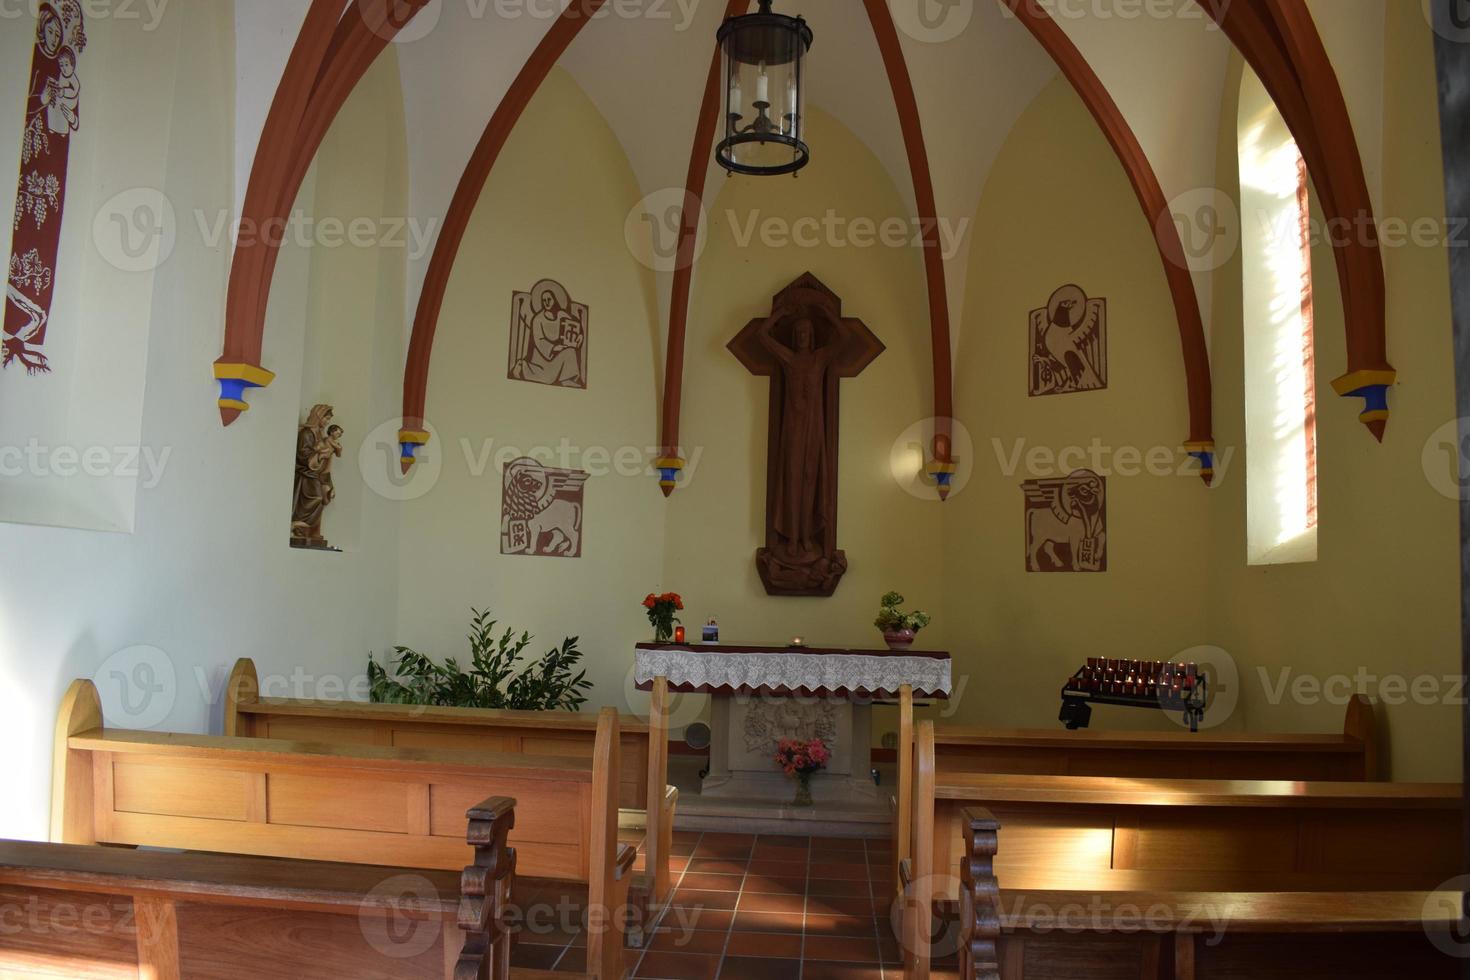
644;592;683;643
774;737;830;807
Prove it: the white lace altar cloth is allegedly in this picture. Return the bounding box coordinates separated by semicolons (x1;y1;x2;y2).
633;644;952;699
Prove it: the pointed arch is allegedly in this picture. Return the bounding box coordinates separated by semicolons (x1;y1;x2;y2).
1208;0;1393;439
397;0;609;468
216;0;432;424
653;0;750;495
1007;0;1216;480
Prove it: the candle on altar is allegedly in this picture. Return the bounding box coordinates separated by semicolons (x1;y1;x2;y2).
790;636;805;647
674;626;686;644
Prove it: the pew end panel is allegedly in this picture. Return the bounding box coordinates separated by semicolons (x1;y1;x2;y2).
223;657;260;739
51;679;103;846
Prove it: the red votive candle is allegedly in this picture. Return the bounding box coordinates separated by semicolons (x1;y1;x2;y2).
674;626;686;643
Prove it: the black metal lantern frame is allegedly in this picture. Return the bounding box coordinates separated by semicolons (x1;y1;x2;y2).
715;0;813;176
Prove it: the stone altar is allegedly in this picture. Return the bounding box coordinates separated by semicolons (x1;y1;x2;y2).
634;642;952;804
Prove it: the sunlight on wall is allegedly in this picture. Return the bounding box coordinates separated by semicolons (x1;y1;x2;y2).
1238;69;1318;565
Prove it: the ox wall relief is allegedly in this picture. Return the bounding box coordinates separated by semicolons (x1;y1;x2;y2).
509;279;588;389
1030;284;1107;397
1023;469;1107;572
500;456;588;558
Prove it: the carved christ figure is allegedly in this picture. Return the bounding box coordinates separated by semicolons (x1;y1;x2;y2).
729;273;884;597
756;308;845;562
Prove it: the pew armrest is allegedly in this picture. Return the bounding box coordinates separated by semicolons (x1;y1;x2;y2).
615;844;638;882
959;807;1002;980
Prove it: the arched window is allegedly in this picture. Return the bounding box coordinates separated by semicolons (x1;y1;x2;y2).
1238;68;1319;565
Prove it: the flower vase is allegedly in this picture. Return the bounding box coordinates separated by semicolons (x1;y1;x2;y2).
793;772;814;807
654;625;672;644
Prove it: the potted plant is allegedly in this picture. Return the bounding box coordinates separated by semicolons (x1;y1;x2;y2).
774;737;830;807
367;607;593;711
643;592;684;644
874;591;931;651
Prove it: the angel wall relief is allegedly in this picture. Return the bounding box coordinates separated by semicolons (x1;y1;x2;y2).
1023;469;1107;572
508;279;587;389
500;457;588;558
1029;284;1107;397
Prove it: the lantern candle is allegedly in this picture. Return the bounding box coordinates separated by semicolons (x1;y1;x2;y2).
756;70;769;105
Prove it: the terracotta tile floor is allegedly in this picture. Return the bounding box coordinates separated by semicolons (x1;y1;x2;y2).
510;830;906;979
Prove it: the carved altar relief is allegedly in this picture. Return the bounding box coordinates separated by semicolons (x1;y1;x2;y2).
741;698;839;754
728;274;885;597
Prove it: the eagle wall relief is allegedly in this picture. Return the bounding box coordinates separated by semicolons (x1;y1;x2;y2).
500;457;588;559
1030;284;1107;397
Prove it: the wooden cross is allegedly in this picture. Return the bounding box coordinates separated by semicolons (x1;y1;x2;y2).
728;273;884;597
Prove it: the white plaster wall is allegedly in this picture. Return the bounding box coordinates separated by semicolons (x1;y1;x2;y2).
0;1;408;843
233;0;317;221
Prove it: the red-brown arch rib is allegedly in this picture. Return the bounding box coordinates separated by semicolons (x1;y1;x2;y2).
657;0;750;491
258;0;435;333
1251;0;1389;374
861;0;954;467
219;0;430;425
400;0;609;435
1203;0;1391;438
1009;0;1214;449
218;0;343;386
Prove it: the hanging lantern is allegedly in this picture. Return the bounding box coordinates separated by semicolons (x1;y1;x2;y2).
715;0;812;177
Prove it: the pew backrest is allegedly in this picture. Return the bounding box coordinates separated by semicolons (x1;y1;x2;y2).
950;805;1463;980
52;679;629;979
224;658;679;912
3;796;515;980
225;658;653;809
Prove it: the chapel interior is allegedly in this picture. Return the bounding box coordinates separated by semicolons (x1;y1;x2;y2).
2;1;1469;979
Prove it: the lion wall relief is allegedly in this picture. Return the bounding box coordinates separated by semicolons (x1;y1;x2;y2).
1022;469;1107;572
500;457;588;559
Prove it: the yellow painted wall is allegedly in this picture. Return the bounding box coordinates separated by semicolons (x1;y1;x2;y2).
1207;5;1460;780
664;107;945;651
941;75;1214;736
394;68;665;706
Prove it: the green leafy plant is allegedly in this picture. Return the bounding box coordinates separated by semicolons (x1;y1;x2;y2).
873;591;932;634
368;607;592;711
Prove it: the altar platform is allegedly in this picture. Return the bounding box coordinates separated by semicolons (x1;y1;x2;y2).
634;641;951;834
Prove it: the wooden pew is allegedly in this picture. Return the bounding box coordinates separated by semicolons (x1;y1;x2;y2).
890;690;1379;886
928;770;1460;896
53;679;632;980
952;808;1462;980
223;658;680;918
1;795;523;980
899;722;1462;980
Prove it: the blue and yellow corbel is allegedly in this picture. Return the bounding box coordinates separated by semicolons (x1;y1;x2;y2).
1184;440;1216;486
656;457;685;497
926;459;957;501
398;429;431;474
214;362;276;426
1331;369;1396;442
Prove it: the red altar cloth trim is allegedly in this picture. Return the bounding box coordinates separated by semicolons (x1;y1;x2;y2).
633;642;952;662
637;680;951;700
